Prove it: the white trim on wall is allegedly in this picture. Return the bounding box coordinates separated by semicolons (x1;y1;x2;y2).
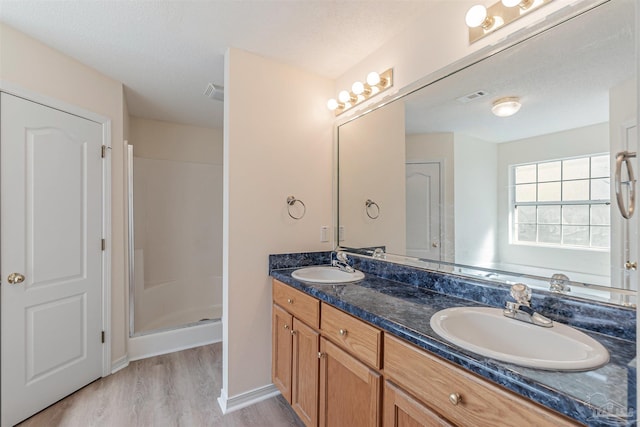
128;320;222;361
110;355;129;374
0;79;113;377
217;383;281;415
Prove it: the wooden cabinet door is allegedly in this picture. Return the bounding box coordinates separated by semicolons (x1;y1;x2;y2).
319;337;381;427
292;318;320;427
272;304;293;402
384;381;453;427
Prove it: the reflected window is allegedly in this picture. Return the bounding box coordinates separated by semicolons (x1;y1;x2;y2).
512;154;610;249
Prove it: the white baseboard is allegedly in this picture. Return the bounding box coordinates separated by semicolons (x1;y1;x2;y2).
217;384;281;414
128;320;222;361
110;355;130;374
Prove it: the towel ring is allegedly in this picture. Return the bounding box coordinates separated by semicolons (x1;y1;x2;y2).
365;199;380;219
615;151;636;219
287;196;306;220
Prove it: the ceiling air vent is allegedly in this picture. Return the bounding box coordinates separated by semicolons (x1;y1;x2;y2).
204;83;224;102
456;90;488;104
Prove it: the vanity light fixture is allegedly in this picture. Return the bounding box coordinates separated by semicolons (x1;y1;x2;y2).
501;0;537;9
327;68;393;116
465;5;494;30
465;0;553;43
491;97;521;117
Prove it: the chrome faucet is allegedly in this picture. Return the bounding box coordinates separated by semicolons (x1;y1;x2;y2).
372;248;385;259
332;251;355;273
549;273;571;294
503;283;553;328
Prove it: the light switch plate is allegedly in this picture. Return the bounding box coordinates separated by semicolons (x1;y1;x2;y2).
320;226;329;242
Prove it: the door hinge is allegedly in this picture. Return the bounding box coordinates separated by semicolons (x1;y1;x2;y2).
101;145;107;158
101;239;106;251
101;331;105;343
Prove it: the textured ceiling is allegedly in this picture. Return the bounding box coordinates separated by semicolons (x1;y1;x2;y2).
0;0;435;128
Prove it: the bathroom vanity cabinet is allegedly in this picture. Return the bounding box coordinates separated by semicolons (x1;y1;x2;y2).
272;279;584;427
272;280;320;426
319;303;382;427
384;334;580;427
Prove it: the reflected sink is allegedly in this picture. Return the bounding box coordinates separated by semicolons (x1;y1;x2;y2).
430;307;609;371
291;266;365;284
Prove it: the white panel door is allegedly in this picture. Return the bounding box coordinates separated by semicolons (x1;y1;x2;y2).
406;162;442;260
1;93;104;427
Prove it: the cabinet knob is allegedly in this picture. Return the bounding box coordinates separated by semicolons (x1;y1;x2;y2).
287;298;294;304
625;261;638;270
318;352;326;359
290;330;296;336
283;324;289;330
339;329;348;336
449;392;461;406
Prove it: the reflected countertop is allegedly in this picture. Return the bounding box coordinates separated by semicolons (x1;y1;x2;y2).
269;253;636;427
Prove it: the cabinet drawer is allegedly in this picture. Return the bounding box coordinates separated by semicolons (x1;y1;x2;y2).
273;280;320;328
321;303;382;369
384;335;582;427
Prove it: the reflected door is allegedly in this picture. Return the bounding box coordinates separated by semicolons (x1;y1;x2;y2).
406;162;442;260
1;93;104;426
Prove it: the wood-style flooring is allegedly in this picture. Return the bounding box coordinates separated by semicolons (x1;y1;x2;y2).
18;343;305;427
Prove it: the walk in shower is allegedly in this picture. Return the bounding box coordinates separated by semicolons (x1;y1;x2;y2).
127;118;223;337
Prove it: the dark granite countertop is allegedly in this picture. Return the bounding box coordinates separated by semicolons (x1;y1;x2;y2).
269;253;636;427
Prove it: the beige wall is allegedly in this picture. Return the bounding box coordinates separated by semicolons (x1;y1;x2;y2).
454;134;497;267
339;101;406;254
130;117;223;164
0;23;128;363
223;48;334;399
130;117;223;331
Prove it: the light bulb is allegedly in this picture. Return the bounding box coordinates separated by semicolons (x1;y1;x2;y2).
465;5;488;28
338;90;351;103
352;81;365;95
501;0;521;7
491;97;521;117
366;72;381;86
327;99;339;111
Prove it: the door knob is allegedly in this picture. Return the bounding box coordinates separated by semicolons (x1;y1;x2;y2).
7;273;25;285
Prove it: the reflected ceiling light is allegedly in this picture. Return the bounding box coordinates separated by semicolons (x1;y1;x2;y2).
491;97;521;117
327;68;394;116
466;0;553;43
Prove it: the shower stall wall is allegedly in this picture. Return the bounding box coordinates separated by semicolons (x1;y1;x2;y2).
128;117;223;336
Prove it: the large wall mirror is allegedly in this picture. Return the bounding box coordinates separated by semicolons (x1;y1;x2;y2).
338;0;637;305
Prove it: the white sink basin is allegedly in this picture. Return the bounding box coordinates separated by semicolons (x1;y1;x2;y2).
430;307;609;371
291;266;365;284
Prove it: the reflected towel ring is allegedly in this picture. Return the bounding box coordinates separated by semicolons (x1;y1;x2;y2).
287;196;306;220
615;151;636;219
365;199;380;219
